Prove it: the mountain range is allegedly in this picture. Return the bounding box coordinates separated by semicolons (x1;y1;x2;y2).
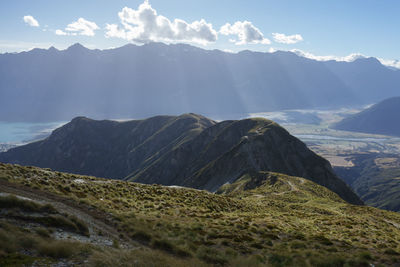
0;113;361;205
1;42;399;122
333;96;400;136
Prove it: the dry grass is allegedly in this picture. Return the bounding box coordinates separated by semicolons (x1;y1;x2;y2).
1;163;400;266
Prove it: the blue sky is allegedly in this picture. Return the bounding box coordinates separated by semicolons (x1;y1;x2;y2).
1;0;399;66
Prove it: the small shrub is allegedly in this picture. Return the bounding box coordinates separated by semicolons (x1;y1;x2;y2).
112;239;119;249
151;239;174;253
35;228;51;238
69;215;90;236
384;248;399;255
313;235;333;246
37;240;78;258
290;241;307;249
131;230;152;244
18;235;39;250
358;251;373;260
268;253;293;267
310;255;346;267
0;229;17;253
196;246;228;265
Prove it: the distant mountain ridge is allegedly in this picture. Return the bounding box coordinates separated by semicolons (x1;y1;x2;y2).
0;114;362;205
333;96;400;136
1;42;399;122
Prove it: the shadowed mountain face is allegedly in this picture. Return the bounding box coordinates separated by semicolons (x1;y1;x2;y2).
333;96;400;136
1;43;399;122
0;114;362;205
0;114;215;179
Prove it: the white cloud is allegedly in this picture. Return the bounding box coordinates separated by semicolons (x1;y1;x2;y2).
377;58;400;69
55;29;67;36
66;18;99;36
291;49;366;62
23;15;39;27
105;1;218;45
272;33;303;44
220;21;270;45
269;49;399;70
56;18;99;36
291;49;400;70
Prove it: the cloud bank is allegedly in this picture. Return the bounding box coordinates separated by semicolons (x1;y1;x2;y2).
23;16;39;27
290;49;400;70
291;49;366;62
56;18;99;36
105;1;217;45
220;21;270;45
378;58;400;69
272;33;303;44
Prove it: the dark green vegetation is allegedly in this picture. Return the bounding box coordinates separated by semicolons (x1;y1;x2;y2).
0;114;361;205
333;96;400;136
1;163;400;266
335;152;400;212
0;194;89;237
0;194;92;265
0;221;91;266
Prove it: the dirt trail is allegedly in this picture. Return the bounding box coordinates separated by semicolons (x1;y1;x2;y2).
287;181;298;192
253;179;300;198
0;179;135;248
272;180;299;196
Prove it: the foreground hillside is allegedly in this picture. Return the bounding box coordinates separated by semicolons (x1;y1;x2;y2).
0;163;399;266
0;114;361;205
333;96;400;136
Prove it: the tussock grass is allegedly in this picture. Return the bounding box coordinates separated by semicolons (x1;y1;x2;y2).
0;194;57;213
87;247;206;267
0;194;89;237
1;163;400;266
0;221;89;264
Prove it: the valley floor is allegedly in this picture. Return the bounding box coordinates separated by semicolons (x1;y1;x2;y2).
249;108;400;213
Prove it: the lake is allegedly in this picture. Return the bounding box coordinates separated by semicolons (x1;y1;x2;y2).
0;121;66;144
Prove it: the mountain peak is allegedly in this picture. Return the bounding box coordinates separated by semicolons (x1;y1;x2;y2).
353;56;381;66
48;46;58;52
142;42;168;49
66;43;88;52
70;116;91;123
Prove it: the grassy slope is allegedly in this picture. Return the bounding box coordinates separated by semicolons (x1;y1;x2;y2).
1;163;400;266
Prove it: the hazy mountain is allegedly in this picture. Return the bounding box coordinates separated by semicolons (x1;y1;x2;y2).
333;96;400;136
1;43;399;122
0;114;361;204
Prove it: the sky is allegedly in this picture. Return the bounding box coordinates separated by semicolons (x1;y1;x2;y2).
1;0;399;67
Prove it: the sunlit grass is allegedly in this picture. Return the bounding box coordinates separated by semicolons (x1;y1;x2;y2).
1;163;400;266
